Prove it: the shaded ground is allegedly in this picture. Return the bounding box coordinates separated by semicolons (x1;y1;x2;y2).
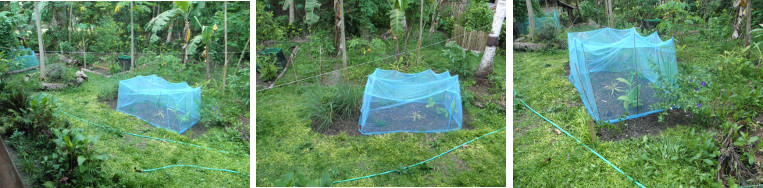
596;109;693;141
313;115;362;136
0;136;24;188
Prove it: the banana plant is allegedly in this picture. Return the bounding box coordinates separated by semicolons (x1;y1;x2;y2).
188;16;217;80
145;1;205;66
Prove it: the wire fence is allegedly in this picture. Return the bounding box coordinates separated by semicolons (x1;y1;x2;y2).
256;32;468;92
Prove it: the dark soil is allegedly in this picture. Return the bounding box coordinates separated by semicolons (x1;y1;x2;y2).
122;101;198;133
181;121;209;139
312;115;362;136
589;71;666;122
596;109;693;141
313;102;473;136
98;94;119;110
362;103;459;134
237;115;250;142
563;64;570;76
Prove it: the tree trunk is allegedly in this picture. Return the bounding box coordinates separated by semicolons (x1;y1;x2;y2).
131;2;135;72
182;20;190;65
334;0;342;55
416;0;424;65
606;0;613;28
166;21;174;43
35;2;46;79
526;0;535;36
69;3;72;43
222;2;229;93
236;38;250;69
745;0;751;47
428;0;441;39
340;0;347;79
289;0;295;24
476;0;506;78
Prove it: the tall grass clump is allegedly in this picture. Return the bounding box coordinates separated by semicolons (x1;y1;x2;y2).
305;82;363;132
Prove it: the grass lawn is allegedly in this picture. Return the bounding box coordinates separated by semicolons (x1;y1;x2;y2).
512;26;748;187
2;57;250;187
256;32;507;187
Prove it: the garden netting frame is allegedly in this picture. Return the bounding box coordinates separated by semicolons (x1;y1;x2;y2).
516;11;561;35
567;27;678;124
359;68;462;135
117;75;201;134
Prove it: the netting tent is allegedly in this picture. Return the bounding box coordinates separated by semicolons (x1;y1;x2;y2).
516;11;561;35
117;75;201;133
5;46;39;71
568;27;678;123
359;69;462;135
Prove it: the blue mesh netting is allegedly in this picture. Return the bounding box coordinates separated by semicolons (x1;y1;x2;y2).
567;28;678;124
516;11;561;35
117;75;201;133
6;46;38;71
359;69;462;135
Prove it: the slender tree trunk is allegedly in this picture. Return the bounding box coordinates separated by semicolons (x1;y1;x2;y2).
166;21;173;43
182;20;190;65
289;0;295;24
428;0;441;39
236;38;250;69
526;0;535;36
131;1;134;72
416;0;424;65
35;2;46;79
745;0;751;47
222;2;229;93
476;0;506;78
340;0;347;79
606;0;613;28
334;0;341;55
69;3;72;43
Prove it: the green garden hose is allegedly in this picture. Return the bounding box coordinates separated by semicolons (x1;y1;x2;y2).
333;126;506;184
514;90;645;188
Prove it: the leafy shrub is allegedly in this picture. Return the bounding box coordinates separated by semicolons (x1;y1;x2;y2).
257;55;280;82
631;129;719;187
0;12;19;51
256;1;285;41
459;0;493;32
579;0;604;24
6;93;65;137
656;0;704;38
438;41;477;78
42;128;108;187
45;64;75;83
227;67;251;106
109;62;121;74
306;83;363;132
93;17;127;53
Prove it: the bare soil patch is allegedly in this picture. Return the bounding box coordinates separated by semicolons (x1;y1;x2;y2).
596;109;693;142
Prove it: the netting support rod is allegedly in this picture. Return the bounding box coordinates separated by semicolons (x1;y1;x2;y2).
577;44;597;121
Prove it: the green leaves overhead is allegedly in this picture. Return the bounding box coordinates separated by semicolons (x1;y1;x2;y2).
389;8;405;36
175;1;190;14
146;9;181;43
304;0;320;25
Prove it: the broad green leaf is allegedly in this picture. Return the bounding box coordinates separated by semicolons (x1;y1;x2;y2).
389;8;406;36
187;35;203;54
175;1;190;14
615;78;630;85
77;155;86;166
304;0;321;25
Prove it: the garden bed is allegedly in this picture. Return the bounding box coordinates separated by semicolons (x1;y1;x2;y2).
596;109;693;141
589;71;665;121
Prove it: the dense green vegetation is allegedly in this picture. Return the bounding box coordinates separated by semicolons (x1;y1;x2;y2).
515;0;763;186
0;1;249;187
256;0;506;186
